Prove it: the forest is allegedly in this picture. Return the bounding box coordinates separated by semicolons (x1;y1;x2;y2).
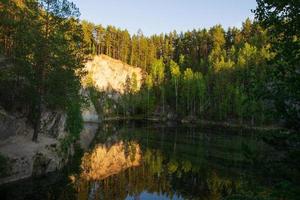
80;5;299;129
0;0;299;199
0;0;299;143
81;19;276;125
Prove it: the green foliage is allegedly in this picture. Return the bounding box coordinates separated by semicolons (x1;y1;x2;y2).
167;159;178;174
169;60;181;112
79;16;289;127
56;93;83;158
1;0;294;129
0;0;86;141
130;72;138;93
170;60;181;79
90;18;279;125
194;72;206;115
66;101;83;141
150;58;165;85
88;86;102;115
254;0;300;129
0;153;8;177
182;68;194;114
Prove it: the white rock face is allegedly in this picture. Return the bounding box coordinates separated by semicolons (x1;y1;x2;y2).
82;54;143;93
39;110;67;139
0;109;71;185
81;101;99;122
80;89;100;123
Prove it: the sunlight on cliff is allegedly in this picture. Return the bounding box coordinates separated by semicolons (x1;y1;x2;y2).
82;54;143;93
79;141;141;181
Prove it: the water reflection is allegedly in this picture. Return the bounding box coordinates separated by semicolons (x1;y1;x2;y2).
79;123;100;150
80;141;141;181
72;138;242;200
70;141;141;200
1;124;298;200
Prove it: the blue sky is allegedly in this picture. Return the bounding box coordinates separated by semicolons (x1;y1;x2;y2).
72;0;257;36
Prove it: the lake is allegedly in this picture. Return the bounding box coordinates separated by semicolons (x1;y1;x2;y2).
0;121;299;200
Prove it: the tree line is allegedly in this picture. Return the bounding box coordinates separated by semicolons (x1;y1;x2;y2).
0;0;298;136
81;1;299;129
82;19;284;126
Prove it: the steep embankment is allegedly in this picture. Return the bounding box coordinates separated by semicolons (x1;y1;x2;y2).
82;54;143;93
0;109;72;184
0;54;77;184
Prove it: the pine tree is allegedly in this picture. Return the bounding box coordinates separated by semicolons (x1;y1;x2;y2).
169;60;181;112
31;0;83;141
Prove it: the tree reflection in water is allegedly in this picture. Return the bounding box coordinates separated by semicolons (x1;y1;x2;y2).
71;139;240;200
80;141;141;181
1;125;298;200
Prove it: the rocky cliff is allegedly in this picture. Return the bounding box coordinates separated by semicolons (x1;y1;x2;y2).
0;108;72;185
82;54;143;93
81;89;100;123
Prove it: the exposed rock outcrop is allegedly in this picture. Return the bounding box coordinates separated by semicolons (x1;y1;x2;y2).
81;89;100;123
39;110;67;139
0;108;71;185
82;54;143;93
0;109;29;140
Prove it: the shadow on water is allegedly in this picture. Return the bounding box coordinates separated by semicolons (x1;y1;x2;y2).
0;121;299;200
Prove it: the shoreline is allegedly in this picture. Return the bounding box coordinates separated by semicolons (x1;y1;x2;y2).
101;116;289;133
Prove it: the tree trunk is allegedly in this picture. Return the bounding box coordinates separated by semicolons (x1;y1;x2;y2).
32;97;41;142
175;80;178;113
162;86;165;114
32;2;49;142
147;89;150;117
193;99;196;115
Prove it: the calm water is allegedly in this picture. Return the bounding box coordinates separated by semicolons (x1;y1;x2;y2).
0;122;299;200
